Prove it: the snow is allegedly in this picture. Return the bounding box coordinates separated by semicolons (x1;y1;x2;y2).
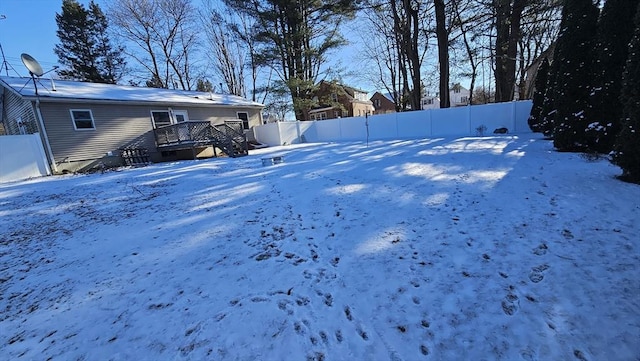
1;134;639;360
0;76;263;107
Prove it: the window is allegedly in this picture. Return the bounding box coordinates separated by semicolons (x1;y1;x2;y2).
173;110;189;123
331;93;338;102
237;112;249;129
70;109;95;130
151;111;172;128
374;99;380;107
319;112;327;120
334;110;341;118
461;96;469;104
342;110;349;117
354;92;368;101
150;109;189;128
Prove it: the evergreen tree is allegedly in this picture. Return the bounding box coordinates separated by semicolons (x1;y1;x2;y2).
223;0;358;120
538;9;568;138
528;57;550;132
612;3;640;183
54;0;125;83
196;79;214;92
551;0;600;151
89;1;126;83
586;0;640;153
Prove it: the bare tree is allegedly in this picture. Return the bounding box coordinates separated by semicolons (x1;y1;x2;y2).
434;0;450;108
516;1;561;99
361;0;430;111
201;3;246;97
449;0;494;105
108;0;199;90
359;4;402;110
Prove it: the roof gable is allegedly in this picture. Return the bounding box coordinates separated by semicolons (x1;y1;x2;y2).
0;76;264;108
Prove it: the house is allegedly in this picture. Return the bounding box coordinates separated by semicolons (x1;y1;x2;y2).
0;76;264;173
419;84;470;109
421;95;439;110
305;80;374;121
369;92;396;115
449;84;470;106
521;42;556;100
370;91;396;114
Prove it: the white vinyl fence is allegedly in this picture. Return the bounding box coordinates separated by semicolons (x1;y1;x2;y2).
254;100;533;146
0;134;51;184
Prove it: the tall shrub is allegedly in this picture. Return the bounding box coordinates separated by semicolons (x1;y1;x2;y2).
612;4;640;183
551;0;600;151
528;57;550;132
586;0;640;153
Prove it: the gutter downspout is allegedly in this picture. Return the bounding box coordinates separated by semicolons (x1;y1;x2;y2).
34;99;57;173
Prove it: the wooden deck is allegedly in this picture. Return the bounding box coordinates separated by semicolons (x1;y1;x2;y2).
153;121;248;157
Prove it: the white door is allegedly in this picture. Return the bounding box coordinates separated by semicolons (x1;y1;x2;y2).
173;110;189;123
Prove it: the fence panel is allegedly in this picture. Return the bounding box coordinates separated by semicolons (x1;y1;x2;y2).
315;119;342;142
0;134;50;183
470;102;514;135
253;100;534;146
368;113;399;140
431;107;469;136
252;122;281;145
339;117;367;141
397;111;431;138
515;101;533;133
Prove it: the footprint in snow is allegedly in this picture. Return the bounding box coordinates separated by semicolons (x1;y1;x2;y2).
344;306;353;321
532;243;548;256
529;264;550;283
501;293;519;315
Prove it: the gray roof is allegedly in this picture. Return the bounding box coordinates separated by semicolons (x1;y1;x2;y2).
0;76;264;108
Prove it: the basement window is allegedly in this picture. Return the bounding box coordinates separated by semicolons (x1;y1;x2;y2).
70;109;96;130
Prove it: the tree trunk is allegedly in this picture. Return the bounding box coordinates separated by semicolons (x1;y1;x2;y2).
494;0;526;102
435;0;450;108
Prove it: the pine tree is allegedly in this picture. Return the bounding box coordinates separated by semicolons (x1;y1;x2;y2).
552;0;600;151
528;57;550;132
612;3;640;183
89;1;126;84
54;0;125;83
586;0;640;153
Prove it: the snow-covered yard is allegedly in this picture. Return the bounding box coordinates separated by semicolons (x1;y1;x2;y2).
1;134;638;360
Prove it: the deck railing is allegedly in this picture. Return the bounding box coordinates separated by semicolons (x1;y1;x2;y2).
153;120;249;157
154;121;212;146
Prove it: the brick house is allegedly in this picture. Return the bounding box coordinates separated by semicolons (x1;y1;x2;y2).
370;92;396;114
305;81;374;121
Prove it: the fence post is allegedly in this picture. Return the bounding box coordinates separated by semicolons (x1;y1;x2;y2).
512;101;517;133
467;104;472;136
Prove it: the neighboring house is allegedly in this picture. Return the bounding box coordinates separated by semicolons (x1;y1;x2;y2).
521;42;556;100
421;95;439;110
420;84;470;109
370;91;396;114
450;84;470;106
0;76;264;173
305;80;374;121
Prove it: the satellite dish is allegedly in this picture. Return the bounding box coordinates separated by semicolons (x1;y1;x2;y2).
21;53;44;77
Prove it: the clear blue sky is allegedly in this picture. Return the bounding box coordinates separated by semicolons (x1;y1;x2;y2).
0;0;380;92
0;0;99;76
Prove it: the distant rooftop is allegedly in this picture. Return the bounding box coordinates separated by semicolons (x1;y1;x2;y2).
0;76;264;108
